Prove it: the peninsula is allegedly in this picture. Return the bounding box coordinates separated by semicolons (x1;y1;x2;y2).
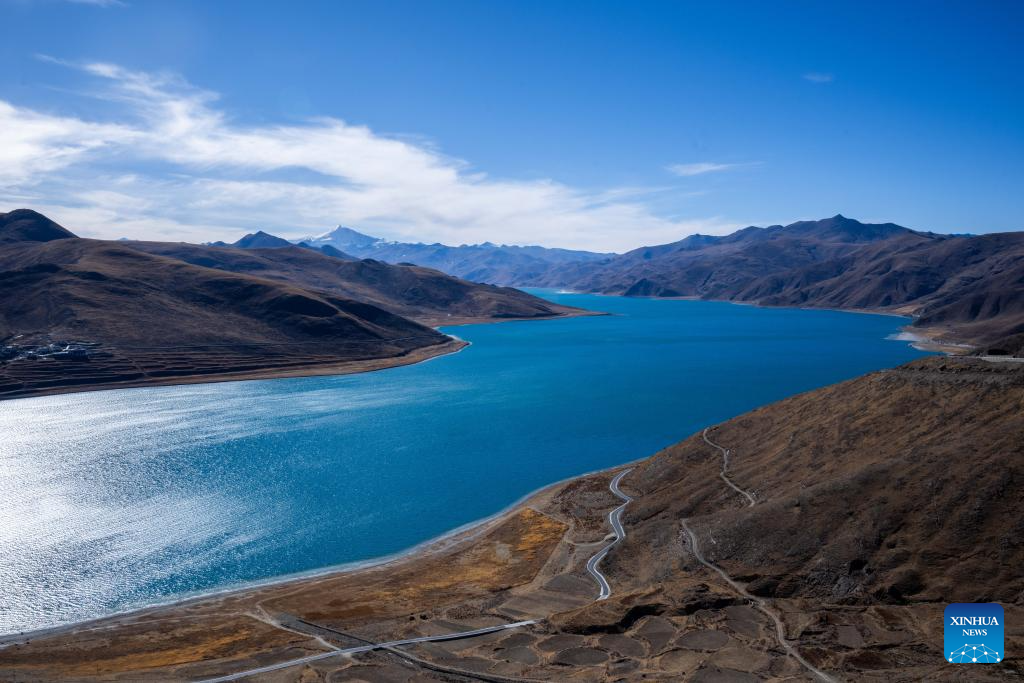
0;210;589;400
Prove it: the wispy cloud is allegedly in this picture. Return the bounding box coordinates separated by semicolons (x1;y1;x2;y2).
666;161;754;177
802;72;834;84
64;0;127;7
0;59;740;251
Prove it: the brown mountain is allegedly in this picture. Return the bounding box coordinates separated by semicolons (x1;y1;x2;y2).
0;208;77;243
527;215;925;295
231;230;294;249
127;238;580;325
529;215;1024;350
0;210;585;399
572;355;1023;680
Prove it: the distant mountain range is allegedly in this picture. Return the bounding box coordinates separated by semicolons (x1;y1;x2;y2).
287;216;1022;352
0;210;583;398
5;208;1021;378
298;225;610;284
522;215;1023;350
210;231;357;260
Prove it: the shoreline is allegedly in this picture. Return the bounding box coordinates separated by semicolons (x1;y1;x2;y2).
0;306;604;642
422;308;606;328
537;288;973;355
0;453;643;646
0;310;596;403
0;338;467;403
0;295;959;405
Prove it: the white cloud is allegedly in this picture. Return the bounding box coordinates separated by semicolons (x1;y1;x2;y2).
0;60;740;251
0;101;136;184
666;162;745;177
802;72;834;84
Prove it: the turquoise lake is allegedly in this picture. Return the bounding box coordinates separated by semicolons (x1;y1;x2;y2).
0;292;928;634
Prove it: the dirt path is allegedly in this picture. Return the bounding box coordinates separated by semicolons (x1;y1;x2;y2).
684;428;838;682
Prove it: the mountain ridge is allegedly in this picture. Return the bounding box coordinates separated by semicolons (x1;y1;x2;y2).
519;215;1022;350
300;224;612;285
0;210;588;399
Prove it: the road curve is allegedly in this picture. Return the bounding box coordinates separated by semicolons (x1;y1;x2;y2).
197;467;637;681
196;619;538;683
703;427;756;506
685;429;838;683
585;468;634;600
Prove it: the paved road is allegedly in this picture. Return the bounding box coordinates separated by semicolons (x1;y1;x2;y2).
198;467;637;681
585;468;634;600
685;430;838;683
703;428;756;506
197;619;538;682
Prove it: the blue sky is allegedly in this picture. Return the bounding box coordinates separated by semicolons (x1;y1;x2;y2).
1;0;1021;250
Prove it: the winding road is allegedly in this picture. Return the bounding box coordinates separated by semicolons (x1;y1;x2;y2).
687;428;838;683
585;467;634;600
197;619;538;683
197;468;637;681
199;433;840;682
702;428;756;506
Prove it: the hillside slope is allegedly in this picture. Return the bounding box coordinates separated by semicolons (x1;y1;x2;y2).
0;208;77;243
0;210;591;398
0;234;456;399
580;356;1024;679
128;239;582;324
619;357;1024;603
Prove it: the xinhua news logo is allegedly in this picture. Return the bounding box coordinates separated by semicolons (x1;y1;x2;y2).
945;603;1004;664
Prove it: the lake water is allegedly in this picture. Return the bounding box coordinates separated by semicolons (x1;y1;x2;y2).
0;293;928;634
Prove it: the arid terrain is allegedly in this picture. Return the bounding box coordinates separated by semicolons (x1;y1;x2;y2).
0;210;585;399
2;355;1019;682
